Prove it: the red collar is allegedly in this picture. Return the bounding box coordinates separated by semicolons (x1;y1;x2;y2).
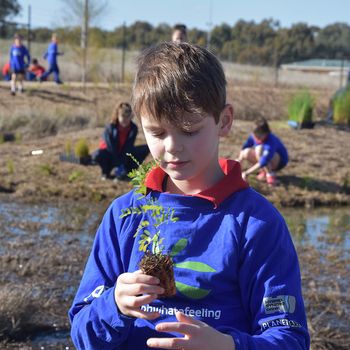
144;159;249;208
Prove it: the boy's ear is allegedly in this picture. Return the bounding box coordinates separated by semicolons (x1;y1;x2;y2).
218;104;234;137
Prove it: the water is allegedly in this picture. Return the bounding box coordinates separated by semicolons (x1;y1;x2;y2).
281;207;350;253
0;200;349;347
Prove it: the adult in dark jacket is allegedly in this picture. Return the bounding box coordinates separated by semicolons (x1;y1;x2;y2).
92;102;149;180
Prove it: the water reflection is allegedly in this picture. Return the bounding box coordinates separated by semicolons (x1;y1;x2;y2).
282;207;350;252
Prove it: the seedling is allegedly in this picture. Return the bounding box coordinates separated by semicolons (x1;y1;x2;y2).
122;155;216;299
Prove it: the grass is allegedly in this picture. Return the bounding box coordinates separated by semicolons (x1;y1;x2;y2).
333;87;350;125
74;138;90;158
287;90;314;124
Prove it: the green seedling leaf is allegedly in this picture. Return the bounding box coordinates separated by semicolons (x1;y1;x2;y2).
174;261;216;272
175;281;211;299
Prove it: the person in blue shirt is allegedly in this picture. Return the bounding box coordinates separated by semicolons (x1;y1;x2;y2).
69;42;309;350
9;33;30;95
40;33;63;84
237;117;289;186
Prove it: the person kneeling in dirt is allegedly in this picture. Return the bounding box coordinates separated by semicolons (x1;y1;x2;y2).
92;102;149;181
237;117;288;186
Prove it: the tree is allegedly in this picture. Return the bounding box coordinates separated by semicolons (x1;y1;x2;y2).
0;0;21;21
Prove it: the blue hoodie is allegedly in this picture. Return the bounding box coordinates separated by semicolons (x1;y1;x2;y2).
9;44;30;72
43;42;61;66
69;159;309;349
242;133;289;168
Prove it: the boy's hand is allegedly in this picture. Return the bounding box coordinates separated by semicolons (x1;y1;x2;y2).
147;311;236;350
115;270;164;320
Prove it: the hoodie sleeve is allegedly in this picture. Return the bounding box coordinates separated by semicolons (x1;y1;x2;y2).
68;203;134;349
242;134;255;150
224;205;310;349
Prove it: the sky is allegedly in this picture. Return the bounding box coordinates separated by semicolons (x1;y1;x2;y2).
12;0;350;31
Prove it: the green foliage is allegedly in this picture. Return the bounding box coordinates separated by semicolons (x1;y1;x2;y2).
7;159;14;175
68;170;84;182
0;134;4;144
127;153;157;196
38;164;55;176
333;87;350;125
74;139;90;158
120;198;179;254
65;140;72;156
287;90;314;124
0;0;21;21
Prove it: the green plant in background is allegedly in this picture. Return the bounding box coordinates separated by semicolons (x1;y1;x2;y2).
65;139;72;156
333;87;350;125
68;170;84;182
74;139;89;158
39;164;55;176
7;159;14;175
0;134;4;144
287;90;314;124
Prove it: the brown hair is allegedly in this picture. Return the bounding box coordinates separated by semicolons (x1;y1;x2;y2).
173;24;187;35
132;42;226;125
110;102;132;124
253;117;271;138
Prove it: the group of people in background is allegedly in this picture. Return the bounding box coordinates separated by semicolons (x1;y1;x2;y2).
91;22;288;186
2;32;63;95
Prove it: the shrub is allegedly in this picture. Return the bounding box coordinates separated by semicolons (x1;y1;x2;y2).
333;87;350;125
65;139;72;156
74;139;90;158
287;90;314;124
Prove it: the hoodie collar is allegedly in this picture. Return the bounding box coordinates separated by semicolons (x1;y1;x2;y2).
144;159;249;208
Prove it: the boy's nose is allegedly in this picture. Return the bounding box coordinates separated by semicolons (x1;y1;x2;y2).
164;135;183;154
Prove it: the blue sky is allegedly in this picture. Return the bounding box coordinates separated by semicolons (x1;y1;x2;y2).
13;0;350;31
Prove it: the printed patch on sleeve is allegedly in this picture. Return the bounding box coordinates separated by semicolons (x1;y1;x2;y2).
261;318;302;331
263;295;296;314
83;285;108;303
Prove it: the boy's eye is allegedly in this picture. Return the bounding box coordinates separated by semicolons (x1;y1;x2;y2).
183;129;199;136
151;131;165;138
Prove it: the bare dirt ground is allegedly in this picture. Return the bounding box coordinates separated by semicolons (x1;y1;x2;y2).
0;82;349;349
0;81;349;207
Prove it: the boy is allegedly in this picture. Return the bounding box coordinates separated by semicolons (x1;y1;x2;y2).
172;23;188;43
237;117;288;186
40;33;63;84
9;33;30;95
69;43;309;349
92;102;149;181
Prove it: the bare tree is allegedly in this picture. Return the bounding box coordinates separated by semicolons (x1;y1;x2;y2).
60;0;108;89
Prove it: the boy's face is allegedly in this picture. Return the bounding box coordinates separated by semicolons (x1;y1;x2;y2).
141;106;233;190
172;30;187;43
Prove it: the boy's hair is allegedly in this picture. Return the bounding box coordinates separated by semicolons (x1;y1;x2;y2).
253;117;271;138
14;33;22;40
132;42;226;125
173;24;187;35
111;102;132;124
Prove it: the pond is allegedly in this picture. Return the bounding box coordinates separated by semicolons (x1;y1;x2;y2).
0;200;349;349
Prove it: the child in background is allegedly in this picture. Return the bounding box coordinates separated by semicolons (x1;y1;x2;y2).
26;58;46;81
237;117;288;186
40;33;63;84
92;102;149;181
171;23;188;43
1;62;11;81
69;42;309;349
9;33;30;95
